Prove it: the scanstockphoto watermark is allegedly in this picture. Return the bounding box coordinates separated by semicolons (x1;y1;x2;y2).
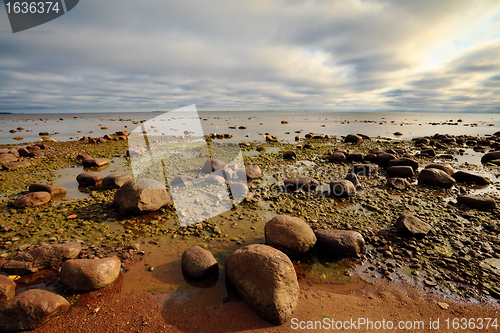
3;0;79;33
290;317;429;330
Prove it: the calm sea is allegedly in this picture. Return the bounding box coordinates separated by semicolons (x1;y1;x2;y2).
1;111;499;145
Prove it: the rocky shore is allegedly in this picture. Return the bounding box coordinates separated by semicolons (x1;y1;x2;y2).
1;126;500;330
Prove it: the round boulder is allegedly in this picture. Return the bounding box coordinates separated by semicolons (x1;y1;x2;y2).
102;173;134;189
76;171;104;186
225;244;299;325
181;246;218;280
424;163;454;175
60;257;121;292
13;192;51;208
418;168;455;188
265;215;316;256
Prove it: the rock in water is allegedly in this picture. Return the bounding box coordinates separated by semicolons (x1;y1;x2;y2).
76;171;104;186
396;213;431;237
0;275;16;304
265;215;316;256
457;195;496;210
417;168;455;188
181;246;218;280
13;192;51;208
60;257;121;291
28;183;66;196
82;158;110;168
452;171;490;185
225;244;299;325
113;178;172;215
1;242;82;275
102;173;134;189
314;229;366;257
0;289;70;332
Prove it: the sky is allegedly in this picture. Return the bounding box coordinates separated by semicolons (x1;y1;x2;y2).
0;0;500;113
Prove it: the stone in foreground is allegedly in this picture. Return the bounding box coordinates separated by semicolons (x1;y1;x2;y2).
76;171;104;186
0;275;15;304
60;257;121;291
13;192;51;208
225;244;299;325
0;289;70;332
314;229;366;257
396;213;431;237
28;183;66;196
1;242;82;275
265;215;316;256
417;168;455;188
181;246;218;280
457;195;496;210
113;178;172;215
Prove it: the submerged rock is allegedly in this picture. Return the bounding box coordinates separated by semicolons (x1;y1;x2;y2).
225;244;299;325
76;171;104;186
314;230;365;257
396;213;431;237
0;289;70;332
28;183;66;196
60;257;121;291
265;215;316;256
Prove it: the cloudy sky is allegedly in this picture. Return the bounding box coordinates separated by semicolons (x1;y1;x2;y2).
1;0;500;113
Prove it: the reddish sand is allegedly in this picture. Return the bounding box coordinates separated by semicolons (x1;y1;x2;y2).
30;260;499;333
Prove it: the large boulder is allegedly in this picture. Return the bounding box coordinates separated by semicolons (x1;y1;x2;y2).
181;246;218;280
396;213;431;237
265;215;316;256
102;173;134;189
60;257;121;292
329;180;356;197
283;177;318;192
13;192;51;208
0;275;15;304
417;168;456;188
481;151;500;164
225;244;299;325
28;183;66;196
386;166;414;178
0;289;70;332
425;163;454;175
457;195;496;210
201;159;226;173
452;171;490;185
113;178;172;215
314;229;366;257
76;171;104;186
1;242;82;275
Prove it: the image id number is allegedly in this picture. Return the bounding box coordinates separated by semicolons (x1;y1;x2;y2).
5;2;60;14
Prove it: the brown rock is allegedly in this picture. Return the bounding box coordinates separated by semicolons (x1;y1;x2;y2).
0;289;70;332
225;244;299;325
327;152;346;163
387;166;414;178
396;213;431;237
351;164;378;177
329;180;356;197
265;215;316;256
201;159;226;173
457;195;496;210
344;134;363;144
387;177;411;190
387;158;419;171
0;153;17;164
284;177;319;192
82;158;109;168
0;275;15;304
181;246;218;280
424;163;454;175
76;171;104;186
13;192;51;208
283;150;296;160
169;175;196;187
113;178;172;215
314;229;366;257
102;173;134;189
60;257;121;291
452;171;490;185
418;168;455;188
2;161;30;170
28;183;66;196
